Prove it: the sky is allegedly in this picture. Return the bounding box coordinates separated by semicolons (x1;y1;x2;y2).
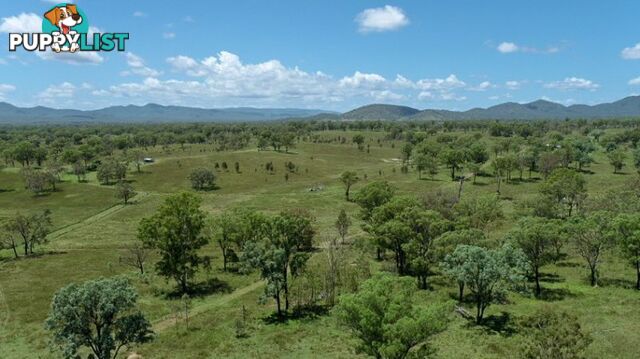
0;0;639;111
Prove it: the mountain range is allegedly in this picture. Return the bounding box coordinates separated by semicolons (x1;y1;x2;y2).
2;96;640;124
341;96;640;121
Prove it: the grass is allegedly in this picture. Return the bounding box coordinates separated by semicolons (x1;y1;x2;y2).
1;130;640;358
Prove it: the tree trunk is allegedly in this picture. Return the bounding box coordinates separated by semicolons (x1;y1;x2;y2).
590;266;597;287
534;266;541;297
458;282;465;302
275;293;282;316
11;243;18;258
420;275;427;290
476;300;483;323
636;260;640;290
345;186;350;201
376;247;382;261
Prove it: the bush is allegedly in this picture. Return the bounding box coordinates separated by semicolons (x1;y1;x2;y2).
189;168;216;190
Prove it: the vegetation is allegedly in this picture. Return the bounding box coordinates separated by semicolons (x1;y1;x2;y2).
2;118;640;358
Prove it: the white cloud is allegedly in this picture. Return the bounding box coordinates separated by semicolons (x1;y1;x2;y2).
0;84;16;100
133;11;147;17
496;41;560;54
469;81;494;91
416;74;466;91
339;71;386;88
163;32;176;39
505;80;521;90
183;16;195;23
0;13;41;33
622;43;640;60
356;5;409;33
497;42;519;53
629;76;640;86
121;53;161;77
38;82;76;101
371;90;403;102
544;77;599;91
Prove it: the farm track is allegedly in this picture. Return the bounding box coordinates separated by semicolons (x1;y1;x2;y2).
47;191;151;241
152;280;265;332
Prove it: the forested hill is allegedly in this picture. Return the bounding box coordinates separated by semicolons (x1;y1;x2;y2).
0;102;335;124
2;96;640;124
342;96;640;121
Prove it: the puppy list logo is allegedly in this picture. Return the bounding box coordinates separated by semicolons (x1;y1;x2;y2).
8;3;129;53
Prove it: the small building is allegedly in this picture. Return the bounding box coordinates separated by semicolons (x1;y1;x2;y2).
143;157;155;163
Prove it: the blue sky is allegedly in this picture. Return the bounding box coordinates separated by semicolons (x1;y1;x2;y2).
0;0;639;111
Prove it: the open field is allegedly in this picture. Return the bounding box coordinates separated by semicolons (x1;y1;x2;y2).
2;126;640;358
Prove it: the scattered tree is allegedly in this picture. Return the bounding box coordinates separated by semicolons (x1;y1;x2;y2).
45;277;153;359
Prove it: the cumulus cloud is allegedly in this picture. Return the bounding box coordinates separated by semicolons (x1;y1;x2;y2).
497;42;519;53
339;71;386;88
121;53;161;77
133;11;147;17
622;43;640;60
505;80;521;90
163;32;176;39
356;5;409;33
629;76;640;86
544;77;599;91
496;41;560;54
0;13;41;33
469;81;494;91
0;84;16;100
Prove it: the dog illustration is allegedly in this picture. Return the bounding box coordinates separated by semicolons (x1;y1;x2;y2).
44;4;83;53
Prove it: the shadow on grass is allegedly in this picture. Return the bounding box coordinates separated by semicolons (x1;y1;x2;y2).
599;277;636;289
539;272;565;283
556;261;581;268
262;304;330;325
537;287;576;302
475;312;518;337
0;188;14;193
165;278;232;299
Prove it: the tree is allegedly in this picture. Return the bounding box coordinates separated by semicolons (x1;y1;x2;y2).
353;181;396;222
335;209;351;244
45;277;153;359
454;195;503;230
414;154;438;180
437;229;485;301
5;210;52;256
243;210;315;315
403;208;450;289
400;142;413;163
538;151;561;179
119;241;150;275
353;181;395;260
507;217;560;297
339;171;359;201
567;212;613;286
210;210;243;272
72;161;86;182
442;244;526;323
352;134;365;151
519;307;592;359
138;192;210;294
189;168;216;190
540;168;586;217
336;274;449;359
613;213;640;289
115;181;136;205
607;148;627;174
22;169;51;195
440;148;467;181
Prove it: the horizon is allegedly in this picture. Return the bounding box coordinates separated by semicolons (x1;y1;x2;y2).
1;1;639;111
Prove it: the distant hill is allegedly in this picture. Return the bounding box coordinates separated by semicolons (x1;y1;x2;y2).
341;104;420;120
2;96;640;124
406;97;640;121
0;103;336;124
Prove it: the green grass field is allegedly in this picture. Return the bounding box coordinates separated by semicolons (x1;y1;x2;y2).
1;130;639;358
